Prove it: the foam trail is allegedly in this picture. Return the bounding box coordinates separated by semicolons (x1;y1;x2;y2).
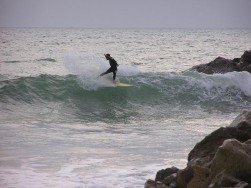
185;71;251;97
63;53;113;90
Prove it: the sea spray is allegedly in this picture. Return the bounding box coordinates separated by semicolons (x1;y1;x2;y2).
214;71;251;97
183;71;251;97
63;53;140;90
63;53;112;90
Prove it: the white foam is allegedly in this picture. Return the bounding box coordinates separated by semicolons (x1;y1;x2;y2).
187;71;251;97
213;71;251;97
0;158;170;188
117;64;140;76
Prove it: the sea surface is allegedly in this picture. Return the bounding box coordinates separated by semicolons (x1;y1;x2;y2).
0;28;251;187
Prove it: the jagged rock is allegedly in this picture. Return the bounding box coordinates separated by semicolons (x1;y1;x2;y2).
188;110;251;166
210;139;251;183
145;179;168;188
162;173;177;187
190;50;251;74
241;50;251;64
145;111;251;188
191;57;239;74
229;110;251;128
155;166;179;182
209;171;249;188
176;166;193;188
145;179;155;188
187;165;210;188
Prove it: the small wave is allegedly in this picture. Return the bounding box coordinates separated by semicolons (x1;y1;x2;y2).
37;58;56;62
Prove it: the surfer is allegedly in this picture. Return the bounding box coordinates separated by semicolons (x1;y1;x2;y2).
99;54;119;81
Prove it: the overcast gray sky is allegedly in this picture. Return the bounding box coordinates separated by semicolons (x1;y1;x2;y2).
0;0;251;28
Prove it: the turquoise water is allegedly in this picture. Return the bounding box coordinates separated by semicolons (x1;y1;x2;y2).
0;29;251;187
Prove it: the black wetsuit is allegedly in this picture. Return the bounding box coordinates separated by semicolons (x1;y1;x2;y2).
100;58;118;80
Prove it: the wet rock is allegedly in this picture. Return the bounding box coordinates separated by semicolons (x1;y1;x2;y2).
209;171;249;188
162;173;177;187
155;166;179;182
241;50;251;64
144;179;156;188
188;110;251;166
176;166;193;188
210;139;251;183
145;179;155;188
145;179;168;188
190;50;251;74
191;57;239;74
187;165;210;188
229;110;251;128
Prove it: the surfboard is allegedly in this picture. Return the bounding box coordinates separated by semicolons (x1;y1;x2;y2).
114;82;133;87
102;79;133;87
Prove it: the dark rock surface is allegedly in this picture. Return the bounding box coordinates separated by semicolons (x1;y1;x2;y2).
209;139;251;187
155;167;179;182
191;50;251;74
145;111;251;188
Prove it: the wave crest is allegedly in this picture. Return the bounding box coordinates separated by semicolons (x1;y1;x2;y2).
1;71;250;122
1;71;250;103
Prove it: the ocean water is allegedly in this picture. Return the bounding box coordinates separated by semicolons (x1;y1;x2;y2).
0;28;251;187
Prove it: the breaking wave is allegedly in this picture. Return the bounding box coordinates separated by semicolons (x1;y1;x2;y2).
1;70;251;123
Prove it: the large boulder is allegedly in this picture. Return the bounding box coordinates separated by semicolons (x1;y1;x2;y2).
241;50;251;64
145;111;251;188
176;166;193;188
191;57;239;74
229;110;251;128
209;171;249;188
187;165;210;188
209;139;251;183
191;50;251;74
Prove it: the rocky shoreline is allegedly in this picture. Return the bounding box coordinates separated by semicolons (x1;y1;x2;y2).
145;110;251;188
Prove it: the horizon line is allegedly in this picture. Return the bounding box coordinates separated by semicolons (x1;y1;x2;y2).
1;26;251;30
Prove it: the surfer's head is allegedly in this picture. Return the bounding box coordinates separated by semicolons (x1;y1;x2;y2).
105;54;111;60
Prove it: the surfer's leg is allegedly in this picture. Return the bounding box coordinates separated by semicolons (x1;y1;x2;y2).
99;71;107;77
112;70;117;80
100;68;112;77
